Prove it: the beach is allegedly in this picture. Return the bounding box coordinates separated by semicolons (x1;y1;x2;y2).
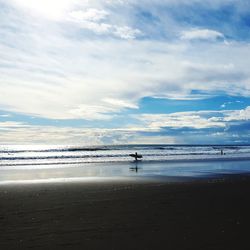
1;173;250;250
1;0;250;248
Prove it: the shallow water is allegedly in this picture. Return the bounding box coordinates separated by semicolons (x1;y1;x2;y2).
1;160;250;184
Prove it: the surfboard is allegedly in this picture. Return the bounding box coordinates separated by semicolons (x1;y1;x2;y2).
129;154;143;159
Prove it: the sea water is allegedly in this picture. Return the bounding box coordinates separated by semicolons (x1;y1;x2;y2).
0;144;250;167
1;145;250;183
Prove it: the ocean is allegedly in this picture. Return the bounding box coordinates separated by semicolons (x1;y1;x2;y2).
1;144;250;184
1;144;250;167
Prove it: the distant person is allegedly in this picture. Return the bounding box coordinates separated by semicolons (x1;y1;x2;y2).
129;152;142;161
135;152;139;161
221;149;224;155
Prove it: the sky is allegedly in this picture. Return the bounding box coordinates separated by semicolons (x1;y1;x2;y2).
0;0;250;145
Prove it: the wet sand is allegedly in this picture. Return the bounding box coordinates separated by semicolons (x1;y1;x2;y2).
0;175;250;250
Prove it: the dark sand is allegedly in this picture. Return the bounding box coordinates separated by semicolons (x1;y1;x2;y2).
0;176;250;250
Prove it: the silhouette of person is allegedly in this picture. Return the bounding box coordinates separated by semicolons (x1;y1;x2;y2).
135;152;138;161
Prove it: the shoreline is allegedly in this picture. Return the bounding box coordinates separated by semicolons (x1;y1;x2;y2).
0;172;250;186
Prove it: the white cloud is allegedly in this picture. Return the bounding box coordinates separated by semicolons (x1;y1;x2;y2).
113;26;142;40
138;111;226;130
1;108;250;144
0;121;30;129
224;106;250;121
1;35;250;119
0;123;165;144
76;21;113;34
127;135;177;144
70;9;109;22
69;9;141;39
1;0;250;121
135;107;250;132
10;0;142;40
68;104;114;120
181;29;224;41
68;8;113;35
103;98;138;109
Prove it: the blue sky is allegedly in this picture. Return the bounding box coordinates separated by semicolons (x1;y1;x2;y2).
0;0;250;144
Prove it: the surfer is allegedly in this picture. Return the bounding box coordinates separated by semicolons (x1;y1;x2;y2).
129;152;142;161
134;152;139;161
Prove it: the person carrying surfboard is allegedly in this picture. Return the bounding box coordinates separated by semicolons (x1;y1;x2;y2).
135;152;139;161
129;152;143;161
